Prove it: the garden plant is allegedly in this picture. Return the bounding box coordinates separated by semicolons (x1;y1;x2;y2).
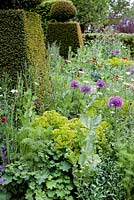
1;28;134;200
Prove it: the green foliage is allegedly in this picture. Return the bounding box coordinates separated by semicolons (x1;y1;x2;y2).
35;0;59;33
0;0;42;10
71;0;109;26
117;137;134;199
3;143;74;200
75;156;125;200
109;0;130;18
83;33;134;57
47;22;84;57
0;9;51;109
50;0;77;22
19;110;86;166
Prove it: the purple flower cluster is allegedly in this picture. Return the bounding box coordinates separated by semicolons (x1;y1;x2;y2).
108;96;123;108
110;50;120;55
96;79;106;88
115;18;134;34
80;85;91;93
0;165;4;175
70;80;79;88
1;146;8;163
70;80;91;93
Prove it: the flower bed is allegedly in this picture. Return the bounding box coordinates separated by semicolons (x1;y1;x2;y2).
1;36;134;199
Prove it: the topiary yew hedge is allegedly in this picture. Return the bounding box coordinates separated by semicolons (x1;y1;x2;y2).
0;9;51;108
47;22;84;58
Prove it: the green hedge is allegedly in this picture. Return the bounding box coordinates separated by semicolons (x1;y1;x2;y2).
35;0;73;34
46;22;84;58
0;9;51;108
83;33;134;57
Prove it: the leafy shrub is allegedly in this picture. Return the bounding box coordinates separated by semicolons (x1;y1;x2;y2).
75;156;125;200
50;0;77;22
0;0;42;10
35;0;73;33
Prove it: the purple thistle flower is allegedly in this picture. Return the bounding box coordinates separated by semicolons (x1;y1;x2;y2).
80;85;91;93
70;80;79;88
108;96;123;108
96;79;106;88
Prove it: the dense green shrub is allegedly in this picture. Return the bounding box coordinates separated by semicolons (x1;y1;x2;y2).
35;0;73;33
35;0;59;33
50;0;76;22
47;22;84;58
0;0;42;10
0;9;51;108
83;33;134;57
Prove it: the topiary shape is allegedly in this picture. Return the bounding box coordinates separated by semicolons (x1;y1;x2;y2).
50;0;77;22
0;0;42;10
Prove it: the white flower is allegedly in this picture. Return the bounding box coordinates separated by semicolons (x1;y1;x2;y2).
34;82;39;86
83;80;90;84
126;72;131;75
11;89;18;94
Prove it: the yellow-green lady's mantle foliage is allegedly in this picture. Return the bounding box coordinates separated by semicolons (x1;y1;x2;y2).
32;110;86;164
0;10;51;107
47;22;84;58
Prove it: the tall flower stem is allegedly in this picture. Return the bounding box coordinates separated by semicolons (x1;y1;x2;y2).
114;107;117;132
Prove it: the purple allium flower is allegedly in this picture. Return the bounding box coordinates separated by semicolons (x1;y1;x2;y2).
96;79;106;88
115;50;120;54
70;80;79;88
108;96;123;108
80;85;91;93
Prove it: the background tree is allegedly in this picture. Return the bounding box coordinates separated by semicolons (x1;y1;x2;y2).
71;0;109;27
71;0;134;29
109;0;131;17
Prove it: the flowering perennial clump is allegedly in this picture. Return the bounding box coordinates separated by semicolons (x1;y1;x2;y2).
80;85;91;93
108;96;123;108
70;80;79;88
96;79;106;88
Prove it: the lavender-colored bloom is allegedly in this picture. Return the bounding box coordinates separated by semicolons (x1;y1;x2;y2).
0;165;4;175
34;100;38;106
108;96;123;108
70;80;79;88
96;79;106;88
110;50;120;55
0;177;7;184
115;50;120;54
110;51;116;55
80;85;91;93
1;146;8;163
